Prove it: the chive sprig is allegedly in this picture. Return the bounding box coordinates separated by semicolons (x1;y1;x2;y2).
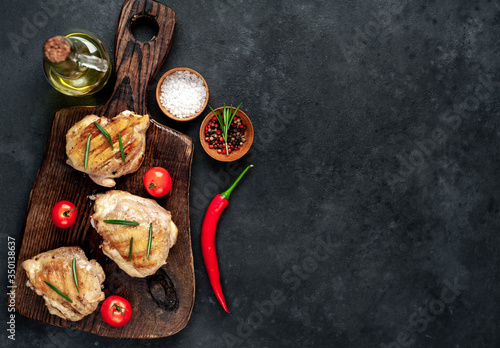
103;220;139;226
44;281;72;303
84;135;91;171
118;133;125;163
93;122;114;150
129;237;133;261
72;257;79;293
147;223;153;259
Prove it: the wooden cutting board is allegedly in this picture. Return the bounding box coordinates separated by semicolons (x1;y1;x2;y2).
13;0;195;339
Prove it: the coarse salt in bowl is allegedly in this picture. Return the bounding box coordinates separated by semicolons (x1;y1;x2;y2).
156;67;209;121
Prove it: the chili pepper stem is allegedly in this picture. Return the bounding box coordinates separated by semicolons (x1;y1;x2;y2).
219;165;253;200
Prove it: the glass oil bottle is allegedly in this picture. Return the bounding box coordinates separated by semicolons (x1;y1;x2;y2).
43;30;112;96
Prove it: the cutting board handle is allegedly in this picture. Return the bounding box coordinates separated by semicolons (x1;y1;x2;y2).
103;0;176;116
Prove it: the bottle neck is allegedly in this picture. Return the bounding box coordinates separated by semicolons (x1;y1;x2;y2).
44;36;85;79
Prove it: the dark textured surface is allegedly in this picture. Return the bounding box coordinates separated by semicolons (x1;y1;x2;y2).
1;0;499;347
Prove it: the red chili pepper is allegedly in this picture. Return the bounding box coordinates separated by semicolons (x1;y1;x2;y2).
201;164;253;313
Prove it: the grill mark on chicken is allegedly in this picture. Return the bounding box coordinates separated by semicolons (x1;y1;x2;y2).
66;111;149;187
85;125;133;169
22;247;105;321
86;120;131;157
92;131;139;172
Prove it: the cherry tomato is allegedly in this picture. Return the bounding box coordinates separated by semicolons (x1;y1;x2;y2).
51;201;77;228
144;167;172;197
100;295;132;327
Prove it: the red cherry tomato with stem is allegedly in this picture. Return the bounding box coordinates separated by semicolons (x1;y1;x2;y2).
51;201;77;228
100;296;132;327
144;167;172;197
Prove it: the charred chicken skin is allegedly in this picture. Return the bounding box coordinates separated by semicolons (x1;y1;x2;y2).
66;110;149;187
22;246;105;321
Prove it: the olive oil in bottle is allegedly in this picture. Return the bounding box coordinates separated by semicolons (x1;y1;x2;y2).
43;30;112;96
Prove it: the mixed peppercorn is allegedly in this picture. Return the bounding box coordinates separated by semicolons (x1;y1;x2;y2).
204;115;247;154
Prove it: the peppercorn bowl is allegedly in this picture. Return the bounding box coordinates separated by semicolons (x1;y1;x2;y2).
156;67;209;122
199;107;254;162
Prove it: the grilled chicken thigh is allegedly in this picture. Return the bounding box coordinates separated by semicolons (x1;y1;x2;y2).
22;246;105;321
91;190;178;278
66;110;149;187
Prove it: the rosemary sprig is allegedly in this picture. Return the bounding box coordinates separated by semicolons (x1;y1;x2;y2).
129;237;133;261
84;135;91;170
147;223;153;259
103;220;139;226
44;281;73;303
93;122;113;150
72;257;79;293
118;133;125;163
209;102;242;156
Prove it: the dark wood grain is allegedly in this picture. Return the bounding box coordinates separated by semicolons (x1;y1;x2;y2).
14;0;195;339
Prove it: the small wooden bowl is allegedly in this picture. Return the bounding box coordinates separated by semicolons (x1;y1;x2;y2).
156;67;209;121
199;107;254;162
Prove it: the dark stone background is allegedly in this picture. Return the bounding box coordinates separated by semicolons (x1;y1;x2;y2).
1;0;499;347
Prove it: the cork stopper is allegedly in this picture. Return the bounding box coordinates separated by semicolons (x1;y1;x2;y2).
43;36;71;63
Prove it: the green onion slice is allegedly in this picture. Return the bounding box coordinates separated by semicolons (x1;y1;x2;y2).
93;122;114;150
118;133;125;163
44;281;73;303
84;135;91;171
72;257;79;293
103;220;139;226
147;223;153;259
129;237;133;262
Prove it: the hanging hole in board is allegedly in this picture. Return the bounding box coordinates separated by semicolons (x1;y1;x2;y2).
131;15;159;42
